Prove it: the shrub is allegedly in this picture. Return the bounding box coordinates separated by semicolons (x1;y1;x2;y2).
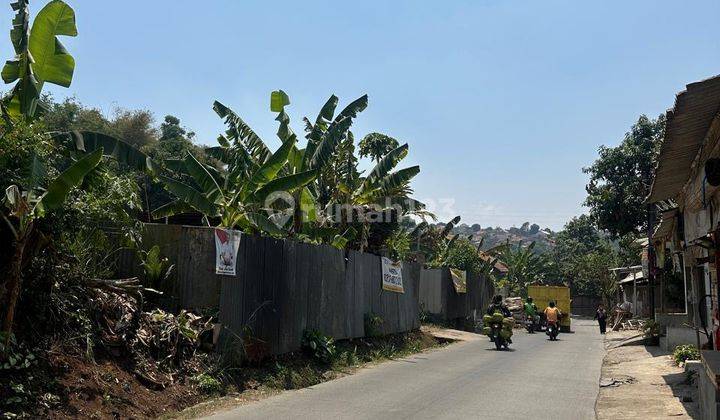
302;330;336;364
364;313;384;337
673;344;700;366
192;373;223;394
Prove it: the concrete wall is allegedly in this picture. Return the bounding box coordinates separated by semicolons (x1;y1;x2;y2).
699;360;720;420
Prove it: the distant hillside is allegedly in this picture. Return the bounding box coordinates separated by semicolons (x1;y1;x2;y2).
440;222;557;254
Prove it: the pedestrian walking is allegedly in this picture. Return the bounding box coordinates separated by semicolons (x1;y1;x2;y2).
594;304;607;334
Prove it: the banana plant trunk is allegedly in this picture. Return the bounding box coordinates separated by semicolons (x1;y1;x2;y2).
2;222;33;347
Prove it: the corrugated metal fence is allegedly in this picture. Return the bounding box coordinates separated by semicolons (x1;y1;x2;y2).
117;224;491;355
419;267;493;322
218;235;421;354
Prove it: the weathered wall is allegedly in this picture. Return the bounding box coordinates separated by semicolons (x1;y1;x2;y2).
418;267;492;322
572;295;603;317
118;224;424;355
218;235;422;354
116;224;221;311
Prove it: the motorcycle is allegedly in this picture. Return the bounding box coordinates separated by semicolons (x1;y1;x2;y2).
490;320;509;350
546;320;559;341
525;315;538;333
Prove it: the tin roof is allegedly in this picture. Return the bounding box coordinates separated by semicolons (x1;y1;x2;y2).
647;75;720;203
652;209;677;240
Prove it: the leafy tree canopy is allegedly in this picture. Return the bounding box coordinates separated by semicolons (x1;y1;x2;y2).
358;132;400;163
583;114;665;238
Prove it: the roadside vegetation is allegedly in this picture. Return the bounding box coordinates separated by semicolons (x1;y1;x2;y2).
0;0;671;418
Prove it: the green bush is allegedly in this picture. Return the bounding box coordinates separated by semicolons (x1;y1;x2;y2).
302;330;336;364
364;313;384;337
673;344;700;365
192;373;223;395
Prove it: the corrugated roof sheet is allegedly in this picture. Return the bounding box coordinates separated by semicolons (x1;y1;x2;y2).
652;210;677;240
647;74;720;203
619;270;645;284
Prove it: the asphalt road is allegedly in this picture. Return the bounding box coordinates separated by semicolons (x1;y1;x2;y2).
204;318;606;420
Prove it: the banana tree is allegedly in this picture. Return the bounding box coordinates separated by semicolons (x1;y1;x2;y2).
2;0;77;120
491;240;554;296
153;127;318;236
2;148;103;344
201;91;368;245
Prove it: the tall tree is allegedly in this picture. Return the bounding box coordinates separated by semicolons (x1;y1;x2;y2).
583;114;665;237
358;132;400;163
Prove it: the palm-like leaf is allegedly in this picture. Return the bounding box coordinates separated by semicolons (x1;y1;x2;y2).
158;175;218;216
58;131;154;173
28;0;77;87
213;100;271;162
253;169;317;202
36;147;102;213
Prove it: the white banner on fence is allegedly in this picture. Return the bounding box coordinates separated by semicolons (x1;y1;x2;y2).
381;257;404;293
215;228;241;276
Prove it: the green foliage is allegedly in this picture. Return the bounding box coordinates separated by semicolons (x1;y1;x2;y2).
384;228;411;261
358;132;400;163
191;373;223;395
583;114;665;237
0;121;57;190
493;240;557;296
0;333;36;371
364;313;384;338
301;329;336;364
673;344;700;365
2;0;77;120
138;245;174;290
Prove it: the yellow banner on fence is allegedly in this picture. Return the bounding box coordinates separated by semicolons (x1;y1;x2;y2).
381;257;404;293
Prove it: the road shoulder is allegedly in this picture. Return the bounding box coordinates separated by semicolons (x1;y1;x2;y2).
596;332;697;419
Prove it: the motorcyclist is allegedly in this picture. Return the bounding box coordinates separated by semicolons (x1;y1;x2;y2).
524;297;539;331
487;294;512;317
486;294;512;344
543;300;562;333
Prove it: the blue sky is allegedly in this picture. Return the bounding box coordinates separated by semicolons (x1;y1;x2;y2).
4;0;719;229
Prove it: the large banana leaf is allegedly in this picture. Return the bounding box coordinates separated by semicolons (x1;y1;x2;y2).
300;187;318;222
35;147;102;214
270;90;290;112
247;212;285;236
183;152;223;199
204;146;230;163
253;169;317;202
159;175;218;216
2;0;41;118
248;136;294;187
29;0;77;87
441;216;461;237
213;100;270;163
151;199;196;219
377;166;420;195
315;95;339;125
334;94;368;123
309;116;352;170
59;131;154;173
364;143;409;185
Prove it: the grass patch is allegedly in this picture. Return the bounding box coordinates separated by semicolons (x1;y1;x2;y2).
166;330;447;418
